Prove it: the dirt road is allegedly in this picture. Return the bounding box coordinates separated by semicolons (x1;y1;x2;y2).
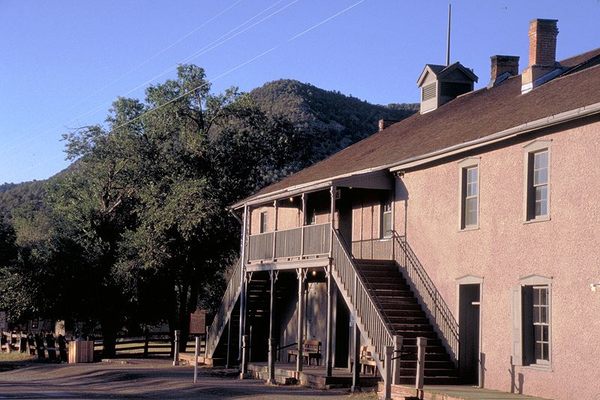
0;359;377;400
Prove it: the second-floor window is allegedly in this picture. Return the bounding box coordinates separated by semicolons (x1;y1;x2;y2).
381;201;392;238
259;211;268;233
527;150;549;220
461;165;479;229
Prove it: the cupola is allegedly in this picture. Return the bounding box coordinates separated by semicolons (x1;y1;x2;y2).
417;62;478;114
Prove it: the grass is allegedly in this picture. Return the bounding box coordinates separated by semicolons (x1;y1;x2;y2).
0;352;35;372
0;352;35;362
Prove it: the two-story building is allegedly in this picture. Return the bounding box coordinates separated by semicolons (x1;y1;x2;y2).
205;19;600;400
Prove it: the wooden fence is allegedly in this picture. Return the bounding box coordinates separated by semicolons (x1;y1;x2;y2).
1;331;206;360
93;332;207;358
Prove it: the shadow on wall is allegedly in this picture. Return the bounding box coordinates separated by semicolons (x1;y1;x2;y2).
480;352;486;388
509;357;524;394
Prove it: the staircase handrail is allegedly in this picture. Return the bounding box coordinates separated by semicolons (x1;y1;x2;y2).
205;257;242;358
392;233;459;364
331;229;393;369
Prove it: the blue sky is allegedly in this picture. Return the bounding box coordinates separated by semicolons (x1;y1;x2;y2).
1;0;599;184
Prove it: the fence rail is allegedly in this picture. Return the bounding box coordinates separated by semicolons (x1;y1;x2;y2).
205;258;242;358
93;332;206;358
332;230;393;373
392;234;459;364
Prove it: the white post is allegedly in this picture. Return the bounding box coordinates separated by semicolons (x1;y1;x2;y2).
240;334;248;379
325;262;334;377
393;335;403;385
416;337;427;391
296;269;305;373
173;330;180;366
193;336;200;383
384;345;393;400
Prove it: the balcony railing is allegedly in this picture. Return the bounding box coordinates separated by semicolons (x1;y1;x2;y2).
247;222;331;263
351;237;393;260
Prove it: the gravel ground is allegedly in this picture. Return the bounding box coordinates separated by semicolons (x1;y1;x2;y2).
0;359;378;400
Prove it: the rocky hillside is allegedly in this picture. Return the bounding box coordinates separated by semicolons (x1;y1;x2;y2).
250;79;417;159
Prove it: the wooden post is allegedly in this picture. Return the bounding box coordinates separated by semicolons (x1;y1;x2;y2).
416;337;427;391
143;331;150;358
268;338;275;384
173;330;180;366
225;318;232;369
325;262;334;377
329;186;336;257
351;322;361;392
384;345;393;400
267;270;277;384
237;205;249;361
194;336;200;383
240;334;248;379
296;269;305;373
300;193;306;258
238;205;249;360
272;200;278;260
393;335;403;385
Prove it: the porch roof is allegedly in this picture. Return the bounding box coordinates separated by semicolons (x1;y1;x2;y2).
236;169;393;207
235;48;600;209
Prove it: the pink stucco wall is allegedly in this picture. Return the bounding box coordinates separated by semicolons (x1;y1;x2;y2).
391;120;600;400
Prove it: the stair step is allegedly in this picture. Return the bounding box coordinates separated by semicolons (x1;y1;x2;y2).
396;376;461;385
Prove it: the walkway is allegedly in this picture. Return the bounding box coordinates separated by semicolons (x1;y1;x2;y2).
385;384;551;400
0;358;376;399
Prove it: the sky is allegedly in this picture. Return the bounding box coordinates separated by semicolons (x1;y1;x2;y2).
0;0;599;184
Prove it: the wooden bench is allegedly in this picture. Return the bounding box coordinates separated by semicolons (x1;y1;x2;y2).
287;339;322;366
360;345;377;375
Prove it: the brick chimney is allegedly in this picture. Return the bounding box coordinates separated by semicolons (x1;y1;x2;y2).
378;119;398;132
489;55;519;87
522;19;560;93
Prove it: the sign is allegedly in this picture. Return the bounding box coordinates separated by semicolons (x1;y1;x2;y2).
189;309;206;335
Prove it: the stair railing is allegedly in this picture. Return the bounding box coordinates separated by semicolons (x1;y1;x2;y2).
205;258;242;359
331;229;393;372
392;233;459;364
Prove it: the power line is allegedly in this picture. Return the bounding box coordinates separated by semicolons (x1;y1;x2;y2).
17;0;367;180
0;0;289;159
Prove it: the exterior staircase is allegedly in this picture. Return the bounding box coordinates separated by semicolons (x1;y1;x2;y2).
355;259;459;384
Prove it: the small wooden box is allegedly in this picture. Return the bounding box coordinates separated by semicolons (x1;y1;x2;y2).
68;341;94;363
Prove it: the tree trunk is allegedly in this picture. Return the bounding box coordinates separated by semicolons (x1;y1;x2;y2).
177;283;190;353
101;319;118;358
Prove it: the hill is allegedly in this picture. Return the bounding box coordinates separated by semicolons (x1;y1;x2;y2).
0;80;417;219
250;79;417;159
0;180;47;222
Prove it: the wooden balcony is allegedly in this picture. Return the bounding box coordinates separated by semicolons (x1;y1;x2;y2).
247;223;331;264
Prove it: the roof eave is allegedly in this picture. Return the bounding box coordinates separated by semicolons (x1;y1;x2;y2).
389;100;600;172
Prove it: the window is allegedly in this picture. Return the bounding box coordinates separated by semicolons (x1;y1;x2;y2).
531;286;550;363
458;158;480;230
381;200;392;238
524;140;551;222
259;211;268;233
512;275;552;368
306;208;316;225
528;150;548;219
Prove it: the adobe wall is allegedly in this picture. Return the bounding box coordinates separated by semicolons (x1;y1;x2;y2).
392;120;600;400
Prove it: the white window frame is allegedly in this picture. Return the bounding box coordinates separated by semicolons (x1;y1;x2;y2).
458;157;481;231
381;199;393;239
511;274;552;370
259;211;268;233
523;140;552;223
